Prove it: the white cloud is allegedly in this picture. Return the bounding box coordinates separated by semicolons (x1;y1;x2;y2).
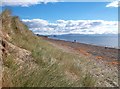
2;0;60;7
22;19;48;27
2;0;119;7
22;19;118;35
106;0;120;7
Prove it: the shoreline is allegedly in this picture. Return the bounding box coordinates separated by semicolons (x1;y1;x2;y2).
37;34;119;49
48;37;119;49
39;35;120;65
39;35;119;50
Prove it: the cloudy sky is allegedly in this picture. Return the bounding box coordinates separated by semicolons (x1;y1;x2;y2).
1;0;119;35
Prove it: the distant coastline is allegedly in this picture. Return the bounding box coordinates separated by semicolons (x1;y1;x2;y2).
36;34;119;49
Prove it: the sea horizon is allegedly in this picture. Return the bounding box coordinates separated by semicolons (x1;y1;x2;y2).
46;34;119;49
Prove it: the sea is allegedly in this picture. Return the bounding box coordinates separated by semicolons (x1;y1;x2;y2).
48;34;120;49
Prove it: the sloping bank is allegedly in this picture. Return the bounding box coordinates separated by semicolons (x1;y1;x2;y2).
0;9;119;87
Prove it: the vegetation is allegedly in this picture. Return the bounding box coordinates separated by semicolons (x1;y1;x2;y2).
1;9;96;87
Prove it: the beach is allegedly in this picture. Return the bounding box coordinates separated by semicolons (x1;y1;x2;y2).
2;8;119;87
41;36;120;66
39;36;119;86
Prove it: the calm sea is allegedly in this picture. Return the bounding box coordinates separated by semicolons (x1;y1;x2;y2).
48;34;119;48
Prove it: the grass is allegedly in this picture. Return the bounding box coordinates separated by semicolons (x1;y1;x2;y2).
3;54;19;71
2;9;97;87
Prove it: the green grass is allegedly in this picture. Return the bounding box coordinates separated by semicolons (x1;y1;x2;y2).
2;9;97;87
3;54;19;71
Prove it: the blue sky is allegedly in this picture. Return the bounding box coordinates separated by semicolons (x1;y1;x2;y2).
1;1;119;35
2;2;118;21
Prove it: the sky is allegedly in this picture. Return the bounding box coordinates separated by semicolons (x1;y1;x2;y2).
1;0;119;35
